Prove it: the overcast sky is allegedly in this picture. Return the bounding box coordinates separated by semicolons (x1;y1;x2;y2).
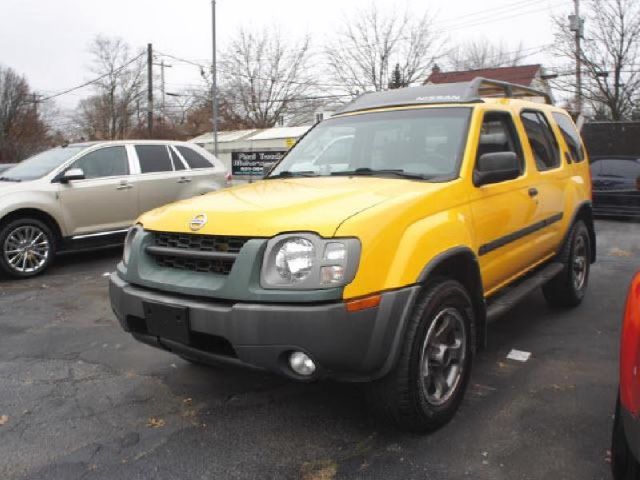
1;0;572;116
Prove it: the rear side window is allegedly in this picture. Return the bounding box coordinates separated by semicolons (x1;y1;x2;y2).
169;147;186;171
135;145;174;173
552;112;585;162
176;146;213;169
71;146;129;179
520;111;561;171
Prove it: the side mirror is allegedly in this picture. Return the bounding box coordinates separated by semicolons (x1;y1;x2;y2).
60;168;85;183
473;152;521;187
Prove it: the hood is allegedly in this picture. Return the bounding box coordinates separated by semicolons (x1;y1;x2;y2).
139;177;443;237
0;180;36;198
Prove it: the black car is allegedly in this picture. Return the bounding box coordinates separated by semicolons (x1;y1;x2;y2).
591;156;640;217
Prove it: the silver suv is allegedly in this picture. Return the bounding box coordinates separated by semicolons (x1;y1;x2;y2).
0;140;228;278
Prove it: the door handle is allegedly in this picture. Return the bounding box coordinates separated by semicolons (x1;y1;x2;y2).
177;177;192;184
117;183;133;190
528;187;539;197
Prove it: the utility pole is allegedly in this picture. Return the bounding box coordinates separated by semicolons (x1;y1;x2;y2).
31;93;40;115
152;60;172;122
570;0;584;115
160;60;166;114
147;43;154;138
211;0;219;157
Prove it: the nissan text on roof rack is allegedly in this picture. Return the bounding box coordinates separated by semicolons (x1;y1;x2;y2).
109;78;595;432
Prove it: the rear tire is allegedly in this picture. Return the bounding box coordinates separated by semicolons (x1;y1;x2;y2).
542;220;590;308
0;217;56;279
366;279;474;433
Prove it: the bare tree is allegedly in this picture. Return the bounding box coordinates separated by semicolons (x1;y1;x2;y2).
447;39;525;71
78;35;145;139
325;4;441;93
552;0;640;120
0;65;49;162
219;29;315;128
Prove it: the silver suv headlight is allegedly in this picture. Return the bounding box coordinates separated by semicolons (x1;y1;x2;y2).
123;224;142;266
261;233;360;289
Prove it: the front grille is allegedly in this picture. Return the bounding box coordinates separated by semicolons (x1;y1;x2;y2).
155;232;247;254
155;255;234;274
148;232;251;275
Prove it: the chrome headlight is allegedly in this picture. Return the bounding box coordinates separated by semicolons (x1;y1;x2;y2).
123;224;142;266
274;237;315;282
261;233;360;289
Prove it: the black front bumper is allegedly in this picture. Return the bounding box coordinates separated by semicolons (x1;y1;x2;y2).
109;274;419;381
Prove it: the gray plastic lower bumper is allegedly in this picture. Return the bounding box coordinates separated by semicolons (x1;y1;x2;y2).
109;273;419;382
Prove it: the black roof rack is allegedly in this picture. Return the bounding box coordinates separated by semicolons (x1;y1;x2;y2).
336;77;553;115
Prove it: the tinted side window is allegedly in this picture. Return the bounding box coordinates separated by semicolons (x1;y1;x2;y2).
521;111;561;171
169;147;186;171
176;146;213;169
552;112;585;162
71;146;129;179
135;145;174;173
477;112;525;173
604;159;640;178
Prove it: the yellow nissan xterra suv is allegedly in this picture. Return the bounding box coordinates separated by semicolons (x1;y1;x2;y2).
110;78;595;432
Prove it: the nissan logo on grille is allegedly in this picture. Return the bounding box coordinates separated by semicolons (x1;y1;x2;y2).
189;214;208;231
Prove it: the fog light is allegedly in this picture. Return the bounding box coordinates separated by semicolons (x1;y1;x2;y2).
289;351;316;376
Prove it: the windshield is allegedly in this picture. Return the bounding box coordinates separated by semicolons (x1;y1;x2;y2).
0;146;85;182
269;107;471;180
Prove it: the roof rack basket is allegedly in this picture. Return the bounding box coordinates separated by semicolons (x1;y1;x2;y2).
337;76;553;115
469;77;553;105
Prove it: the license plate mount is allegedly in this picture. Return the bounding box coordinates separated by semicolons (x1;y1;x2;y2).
144;301;190;344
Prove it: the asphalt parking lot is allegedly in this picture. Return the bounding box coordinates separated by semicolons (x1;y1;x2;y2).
1;219;638;480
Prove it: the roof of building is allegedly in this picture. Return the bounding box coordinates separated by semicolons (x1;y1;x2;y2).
249;126;312;141
189;126;312;145
425;64;542;87
336;77;552;115
189;129;257;144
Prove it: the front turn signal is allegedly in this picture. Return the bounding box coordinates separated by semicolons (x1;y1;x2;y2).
346;294;381;312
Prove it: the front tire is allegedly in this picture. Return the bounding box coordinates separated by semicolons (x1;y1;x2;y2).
542;220;591;308
0;218;56;278
366;279;474;433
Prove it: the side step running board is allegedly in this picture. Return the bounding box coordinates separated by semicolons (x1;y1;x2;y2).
486;262;564;323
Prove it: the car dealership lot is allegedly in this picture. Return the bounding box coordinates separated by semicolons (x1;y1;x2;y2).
0;219;638;480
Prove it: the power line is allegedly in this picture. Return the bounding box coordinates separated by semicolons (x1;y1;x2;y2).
35;1;569;105
441;2;567;31
38;53;145;102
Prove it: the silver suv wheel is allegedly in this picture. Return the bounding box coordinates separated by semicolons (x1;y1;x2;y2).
3;224;51;274
419;307;467;406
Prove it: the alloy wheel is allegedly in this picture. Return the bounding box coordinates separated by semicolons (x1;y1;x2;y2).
419;307;467;406
3;225;50;274
572;234;588;291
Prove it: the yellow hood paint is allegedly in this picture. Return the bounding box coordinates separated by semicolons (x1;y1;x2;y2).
139;176;445;237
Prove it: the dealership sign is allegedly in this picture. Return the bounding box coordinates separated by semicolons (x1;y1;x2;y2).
231;151;286;176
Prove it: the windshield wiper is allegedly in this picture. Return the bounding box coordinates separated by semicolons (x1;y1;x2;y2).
0;176;21;182
266;170;318;179
331;168;428;180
